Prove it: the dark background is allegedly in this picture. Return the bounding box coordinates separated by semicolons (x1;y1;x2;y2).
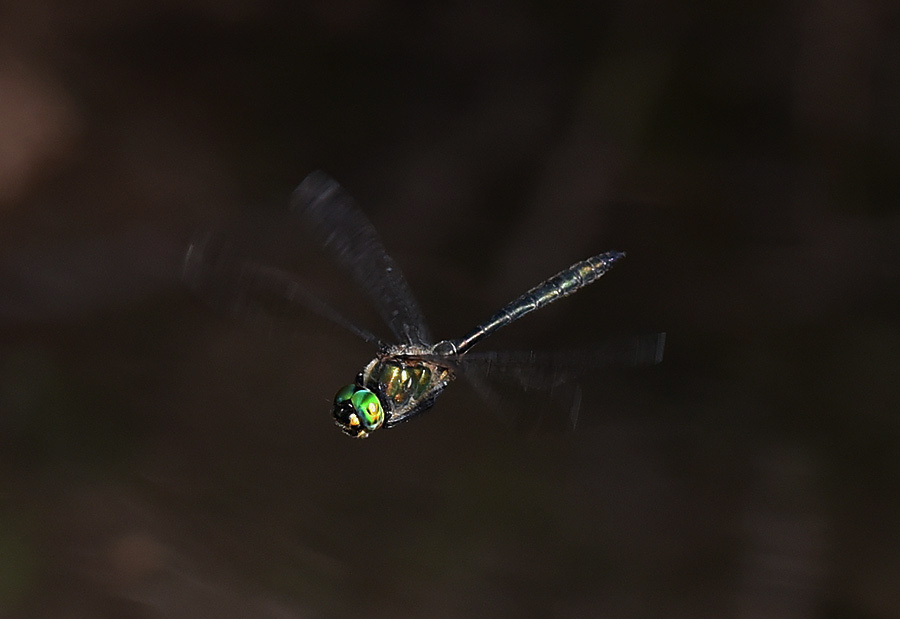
1;2;898;617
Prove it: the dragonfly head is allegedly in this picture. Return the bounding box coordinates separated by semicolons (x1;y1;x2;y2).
332;384;385;438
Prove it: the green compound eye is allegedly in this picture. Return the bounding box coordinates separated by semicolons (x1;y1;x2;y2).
351;390;383;428
334;384;356;405
332;385;385;437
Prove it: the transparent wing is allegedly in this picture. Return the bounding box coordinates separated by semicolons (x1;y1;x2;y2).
290;172;431;346
183;232;380;344
437;333;665;432
456;333;665;390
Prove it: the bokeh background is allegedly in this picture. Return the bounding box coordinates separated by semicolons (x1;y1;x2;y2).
1;2;899;617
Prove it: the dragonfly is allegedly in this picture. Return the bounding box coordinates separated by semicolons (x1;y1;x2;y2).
183;171;664;438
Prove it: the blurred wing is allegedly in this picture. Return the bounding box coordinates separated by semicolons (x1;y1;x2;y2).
290;172;431;346
183;232;380;344
457;333;665;390
448;333;665;432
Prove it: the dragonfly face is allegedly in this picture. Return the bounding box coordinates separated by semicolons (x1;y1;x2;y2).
332;384;385;438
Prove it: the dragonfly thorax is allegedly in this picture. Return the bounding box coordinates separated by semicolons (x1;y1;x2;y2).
331;351;455;438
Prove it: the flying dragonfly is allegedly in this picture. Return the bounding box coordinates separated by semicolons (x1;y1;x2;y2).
183;172;664;438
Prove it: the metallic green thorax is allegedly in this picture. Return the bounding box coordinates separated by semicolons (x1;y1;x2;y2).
367;360;433;406
362;350;454;421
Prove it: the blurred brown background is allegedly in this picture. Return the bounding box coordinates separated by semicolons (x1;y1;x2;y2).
1;1;898;617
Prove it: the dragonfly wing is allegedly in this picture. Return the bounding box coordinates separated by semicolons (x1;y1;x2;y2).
456;333;665;390
419;333;664;432
290;172;432;346
183;232;381;343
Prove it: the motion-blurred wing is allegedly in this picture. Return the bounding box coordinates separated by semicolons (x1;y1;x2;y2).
290;172;431;346
457;333;665;390
450;333;665;431
183;232;380;344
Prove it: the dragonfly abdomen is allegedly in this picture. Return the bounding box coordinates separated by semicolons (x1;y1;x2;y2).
445;251;625;356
